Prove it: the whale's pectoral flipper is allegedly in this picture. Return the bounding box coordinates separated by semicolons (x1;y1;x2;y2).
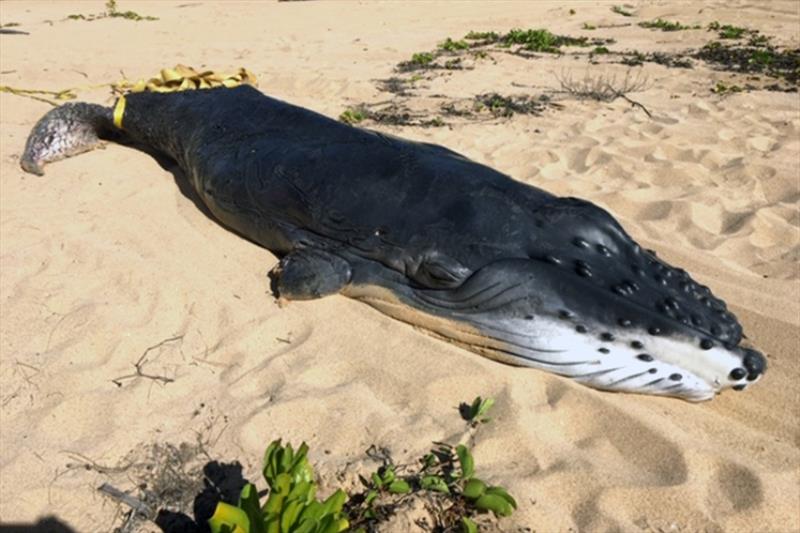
270;249;352;300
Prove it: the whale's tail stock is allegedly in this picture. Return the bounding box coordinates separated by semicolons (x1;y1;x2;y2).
21;102;116;176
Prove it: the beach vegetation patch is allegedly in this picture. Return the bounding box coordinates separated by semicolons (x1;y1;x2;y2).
707;21;749;40
68;0;158;22
696;40;800;85
711;81;743;94
502;28;590;52
339;107;367;124
638;18;699;32
611;5;634;17
397;51;436;71
205;400;516;532
439;37;471;52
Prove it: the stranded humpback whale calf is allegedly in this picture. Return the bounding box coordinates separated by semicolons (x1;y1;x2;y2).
21;85;766;401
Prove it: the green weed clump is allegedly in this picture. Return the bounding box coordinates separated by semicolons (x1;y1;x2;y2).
465;30;500;41
611;5;633;17
696;40;800;84
338;108;367;124
396;51;437;71
502;28;589;52
707;21;748;39
439;37;471;52
638;18;698;31
68;0;157;21
712;81;742;94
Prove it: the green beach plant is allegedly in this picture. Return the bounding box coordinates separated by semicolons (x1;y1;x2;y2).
611;5;633;17
440;37;471;52
338;108;367;124
638;18;699;31
208;440;349;533
210;395;516;531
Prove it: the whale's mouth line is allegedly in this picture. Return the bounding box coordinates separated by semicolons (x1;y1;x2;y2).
410;257;743;348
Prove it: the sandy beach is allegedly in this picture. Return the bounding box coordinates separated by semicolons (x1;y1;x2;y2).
1;1;798;531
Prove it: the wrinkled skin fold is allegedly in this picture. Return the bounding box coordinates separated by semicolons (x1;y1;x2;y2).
21;85;766;401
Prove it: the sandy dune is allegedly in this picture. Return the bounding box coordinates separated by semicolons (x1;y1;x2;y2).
1;1;798;531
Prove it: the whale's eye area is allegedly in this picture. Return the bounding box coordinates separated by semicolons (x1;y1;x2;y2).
410;253;470;289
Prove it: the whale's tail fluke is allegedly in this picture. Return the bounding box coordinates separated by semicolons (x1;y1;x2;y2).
21;102;115;176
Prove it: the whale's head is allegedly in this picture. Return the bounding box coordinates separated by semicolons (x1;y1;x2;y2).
405;256;765;401
346;198;766;402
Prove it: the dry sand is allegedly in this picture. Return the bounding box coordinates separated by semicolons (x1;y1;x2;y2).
1;1;799;531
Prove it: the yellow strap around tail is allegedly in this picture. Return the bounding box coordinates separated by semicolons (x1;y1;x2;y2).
113;95;126;129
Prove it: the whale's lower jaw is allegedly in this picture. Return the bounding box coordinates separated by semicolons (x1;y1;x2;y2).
345;284;758;402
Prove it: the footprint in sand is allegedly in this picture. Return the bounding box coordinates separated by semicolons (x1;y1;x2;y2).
708;460;764;514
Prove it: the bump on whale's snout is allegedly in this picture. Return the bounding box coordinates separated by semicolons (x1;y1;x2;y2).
742;348;766;382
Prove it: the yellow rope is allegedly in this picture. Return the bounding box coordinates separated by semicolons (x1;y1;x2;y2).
112;65;257;95
113;94;126;129
1;65;256;107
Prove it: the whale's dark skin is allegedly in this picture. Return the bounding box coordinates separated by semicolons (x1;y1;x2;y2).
20;85;766;401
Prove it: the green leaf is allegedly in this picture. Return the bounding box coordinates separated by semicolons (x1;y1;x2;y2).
465;396;495;423
237;484;264;533
387;479;411;494
365;489;378;506
420;475;451;494
208;502;251;533
279;499;303;532
462;478;486;500
288;480;315;504
280;444;294;474
381;466;396;484
320;489;347;515
474;493;513;517
371;472;383;489
319;516;349;533
461;516;479;533
263;439;283;486
456;445;475;479
485;486;517;509
297;500;323;524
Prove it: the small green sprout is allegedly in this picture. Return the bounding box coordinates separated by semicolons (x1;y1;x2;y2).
462;396;495;424
592;46;610;54
582;22;596;31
